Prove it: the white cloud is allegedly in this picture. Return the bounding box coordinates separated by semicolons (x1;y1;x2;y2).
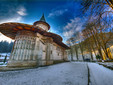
17;7;27;16
0;6;27;24
63;17;84;41
0;7;27;42
48;9;68;17
0;6;27;42
63;29;75;38
63;17;81;30
0;16;22;24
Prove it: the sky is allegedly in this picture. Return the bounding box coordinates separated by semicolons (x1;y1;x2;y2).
0;0;85;43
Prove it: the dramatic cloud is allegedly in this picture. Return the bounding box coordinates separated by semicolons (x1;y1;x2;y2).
17;7;27;16
0;5;27;42
48;9;68;18
0;6;27;24
63;29;75;38
0;0;27;22
63;17;81;30
63;17;83;40
0;16;22;24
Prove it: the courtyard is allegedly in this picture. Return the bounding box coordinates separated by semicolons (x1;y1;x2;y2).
0;62;113;85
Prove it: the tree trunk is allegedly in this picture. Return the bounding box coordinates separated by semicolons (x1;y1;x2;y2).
79;43;84;61
104;45;109;59
91;45;97;58
90;49;93;60
88;44;93;61
75;46;79;61
70;46;73;61
98;48;103;60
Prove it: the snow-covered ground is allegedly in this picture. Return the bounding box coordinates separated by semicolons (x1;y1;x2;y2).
88;63;113;85
0;62;7;66
0;62;113;85
0;57;9;60
0;53;10;66
0;62;88;85
98;62;113;68
0;53;10;57
0;53;10;60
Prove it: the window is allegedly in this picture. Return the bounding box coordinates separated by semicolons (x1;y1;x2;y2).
58;53;59;56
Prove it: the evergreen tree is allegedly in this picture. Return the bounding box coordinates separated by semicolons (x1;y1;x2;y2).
0;41;14;53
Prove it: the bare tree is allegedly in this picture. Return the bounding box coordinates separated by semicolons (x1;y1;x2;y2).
82;21;113;60
73;32;85;61
66;38;74;61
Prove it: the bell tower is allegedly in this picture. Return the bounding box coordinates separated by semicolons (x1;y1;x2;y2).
33;13;50;31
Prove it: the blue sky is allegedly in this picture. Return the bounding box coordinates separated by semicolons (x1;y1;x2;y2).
0;0;85;43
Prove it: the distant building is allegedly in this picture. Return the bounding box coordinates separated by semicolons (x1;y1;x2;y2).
0;14;69;67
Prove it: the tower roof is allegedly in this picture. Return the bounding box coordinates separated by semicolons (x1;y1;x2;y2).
40;13;46;22
33;13;50;30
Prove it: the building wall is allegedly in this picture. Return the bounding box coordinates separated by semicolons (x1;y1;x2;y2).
8;31;67;67
36;24;48;31
35;33;67;66
8;30;37;67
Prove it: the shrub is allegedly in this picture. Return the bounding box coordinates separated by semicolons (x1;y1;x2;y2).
96;55;101;60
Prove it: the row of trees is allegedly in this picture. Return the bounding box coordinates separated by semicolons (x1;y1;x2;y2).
82;23;113;59
67;29;113;61
67;0;113;61
82;0;113;60
0;41;14;53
